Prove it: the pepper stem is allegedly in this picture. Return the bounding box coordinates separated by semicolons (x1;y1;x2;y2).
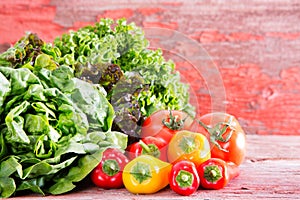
139;140;151;153
176;170;193;188
139;140;161;158
102;159;120;176
179;136;196;154
203;165;222;183
130;161;152;184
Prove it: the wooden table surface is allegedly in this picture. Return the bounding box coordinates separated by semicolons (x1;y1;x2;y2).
9;135;300;200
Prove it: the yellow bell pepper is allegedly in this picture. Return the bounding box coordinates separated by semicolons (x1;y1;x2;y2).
122;154;171;194
167;130;211;167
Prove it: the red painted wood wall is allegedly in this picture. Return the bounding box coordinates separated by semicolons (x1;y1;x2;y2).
1;0;299;135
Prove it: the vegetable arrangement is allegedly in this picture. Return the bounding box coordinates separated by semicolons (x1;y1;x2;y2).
120;110;245;196
88;109;245;196
0;18;246;198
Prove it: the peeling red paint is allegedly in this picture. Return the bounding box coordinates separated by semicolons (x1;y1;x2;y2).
0;0;51;6
137;7;164;16
0;0;60;43
219;64;300;135
266;32;300;40
70;21;96;30
1;1;300;135
175;60;212;117
161;1;183;6
143;21;178;30
96;8;134;21
226;32;264;42
280;67;300;85
199;30;226;43
195;31;264;43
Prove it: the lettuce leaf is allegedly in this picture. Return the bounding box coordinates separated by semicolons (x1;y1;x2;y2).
53;18;195;136
0;65;127;198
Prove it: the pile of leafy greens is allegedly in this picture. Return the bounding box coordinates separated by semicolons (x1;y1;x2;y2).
53;18;194;137
0;33;127;198
0;18;194;197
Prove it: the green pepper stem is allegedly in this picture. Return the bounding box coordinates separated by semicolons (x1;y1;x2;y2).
176;170;194;188
139;140;161;158
139;140;151;153
130;161;152;184
203;165;222;183
102;159;120;176
179;136;196;154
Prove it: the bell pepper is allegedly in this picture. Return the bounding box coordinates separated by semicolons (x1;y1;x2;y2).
167;130;211;167
122;154;172;194
90;148;129;189
126;136;168;162
169;160;200;196
197;158;240;190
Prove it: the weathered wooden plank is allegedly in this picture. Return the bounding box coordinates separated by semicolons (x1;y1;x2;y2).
8;135;300;200
244;135;300;160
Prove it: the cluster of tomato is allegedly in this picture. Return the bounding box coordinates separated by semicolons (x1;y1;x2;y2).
90;110;246;196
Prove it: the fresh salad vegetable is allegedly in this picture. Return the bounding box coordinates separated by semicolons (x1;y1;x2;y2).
169;160;200;196
122;154;171;194
167;130;211;167
141;110;193;144
0;34;128;198
52;18;195;137
192;112;246;166
126;136;167;161
197;158;240;190
90;148;129;189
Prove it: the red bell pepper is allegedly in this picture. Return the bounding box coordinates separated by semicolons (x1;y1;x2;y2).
90;148;129;189
126;136;168;162
169;160;200;196
197;158;240;190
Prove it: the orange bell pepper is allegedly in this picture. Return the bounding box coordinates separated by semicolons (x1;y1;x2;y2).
167;130;211;167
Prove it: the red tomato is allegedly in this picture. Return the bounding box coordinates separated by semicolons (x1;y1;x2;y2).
190;112;246;166
141;110;193;144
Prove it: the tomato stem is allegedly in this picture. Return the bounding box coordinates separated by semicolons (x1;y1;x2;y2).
196;116;236;152
162;110;186;130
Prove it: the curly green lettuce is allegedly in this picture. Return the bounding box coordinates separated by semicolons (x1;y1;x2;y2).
53;18;195;134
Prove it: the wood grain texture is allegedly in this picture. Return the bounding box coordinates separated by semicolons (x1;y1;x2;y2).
8;135;300;200
0;0;300;135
